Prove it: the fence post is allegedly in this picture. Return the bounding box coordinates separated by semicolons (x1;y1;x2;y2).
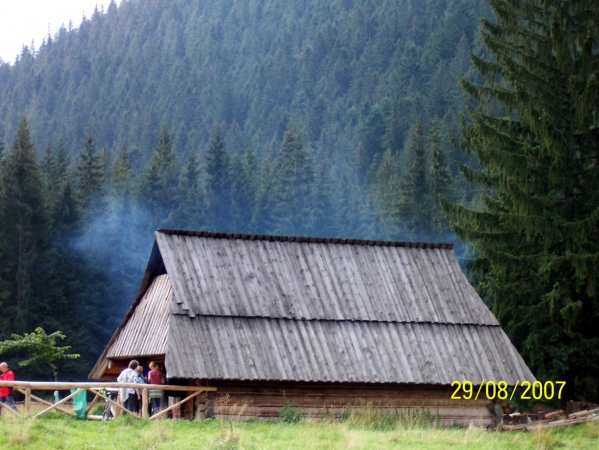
25;387;31;417
142;388;149;419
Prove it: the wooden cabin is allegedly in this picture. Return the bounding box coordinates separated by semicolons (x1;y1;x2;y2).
89;229;534;426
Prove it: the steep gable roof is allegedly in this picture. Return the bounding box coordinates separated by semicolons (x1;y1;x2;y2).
156;229;498;325
155;230;533;384
91;229;535;385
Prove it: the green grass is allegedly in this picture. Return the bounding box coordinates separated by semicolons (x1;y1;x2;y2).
0;414;597;449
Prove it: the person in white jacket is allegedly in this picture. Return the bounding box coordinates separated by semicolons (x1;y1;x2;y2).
117;360;141;412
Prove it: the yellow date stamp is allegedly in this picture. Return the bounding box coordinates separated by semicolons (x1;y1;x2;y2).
451;380;566;401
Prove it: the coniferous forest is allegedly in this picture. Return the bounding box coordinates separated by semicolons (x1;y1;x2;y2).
0;0;597;404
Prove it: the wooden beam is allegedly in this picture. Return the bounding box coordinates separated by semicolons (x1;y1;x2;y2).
33;388;83;419
141;387;149;419
568;407;599;419
86;393;101;414
0;400;22;418
24;387;31;417
15;389;77;418
88;388;139;419
0;381;216;392
150;390;204;420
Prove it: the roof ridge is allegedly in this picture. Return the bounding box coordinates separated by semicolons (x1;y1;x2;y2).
157;229;454;250
170;312;497;327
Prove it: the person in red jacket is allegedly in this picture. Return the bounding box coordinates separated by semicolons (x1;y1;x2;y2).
0;362;17;413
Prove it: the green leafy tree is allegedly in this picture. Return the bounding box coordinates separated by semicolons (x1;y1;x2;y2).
442;0;599;402
0;328;80;382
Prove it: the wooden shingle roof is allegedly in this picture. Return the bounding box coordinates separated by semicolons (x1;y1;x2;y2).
155;230;533;384
90;229;535;384
167;316;532;384
156;230;498;325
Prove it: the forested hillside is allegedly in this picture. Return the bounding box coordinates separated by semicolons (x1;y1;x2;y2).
0;0;490;379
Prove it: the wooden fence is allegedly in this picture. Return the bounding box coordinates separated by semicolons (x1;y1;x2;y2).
0;381;216;420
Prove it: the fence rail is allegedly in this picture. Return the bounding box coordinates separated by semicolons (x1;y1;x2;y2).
0;381;216;420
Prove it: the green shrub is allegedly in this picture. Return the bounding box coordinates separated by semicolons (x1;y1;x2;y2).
279;394;302;423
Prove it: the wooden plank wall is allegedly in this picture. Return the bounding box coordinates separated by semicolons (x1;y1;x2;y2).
187;381;493;427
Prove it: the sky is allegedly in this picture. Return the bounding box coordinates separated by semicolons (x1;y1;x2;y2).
0;0;123;63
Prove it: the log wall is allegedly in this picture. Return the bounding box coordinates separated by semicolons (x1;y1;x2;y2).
187;381;494;427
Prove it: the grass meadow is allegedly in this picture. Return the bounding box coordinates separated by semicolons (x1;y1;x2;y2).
0;411;598;450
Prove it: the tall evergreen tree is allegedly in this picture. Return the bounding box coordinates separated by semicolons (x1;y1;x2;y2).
308;158;336;237
250;158;275;234
54;137;69;182
77;125;104;212
230;143;258;233
112;144;133;198
0;117;50;334
204;124;231;231
138;125;180;227
167;149;204;229
270;127;313;236
40;143;57;190
442;0;599;402
428;118;454;236
396;122;431;240
372;150;401;239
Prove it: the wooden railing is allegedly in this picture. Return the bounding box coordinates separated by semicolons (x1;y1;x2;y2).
0;381;216;420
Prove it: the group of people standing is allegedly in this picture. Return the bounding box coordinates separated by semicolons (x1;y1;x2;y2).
117;360;164;416
0;359;168;418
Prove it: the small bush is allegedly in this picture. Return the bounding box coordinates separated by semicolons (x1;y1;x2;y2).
279;395;302;423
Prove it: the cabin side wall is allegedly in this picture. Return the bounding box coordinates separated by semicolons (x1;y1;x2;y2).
183;381;494;427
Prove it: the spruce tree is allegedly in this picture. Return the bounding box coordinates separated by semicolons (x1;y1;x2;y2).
40;143;57;190
251;158;275;234
309;158;336;238
428;118;454;236
112;144;133;198
77;125;104;212
0;117;50;334
167;149;204;229
54;137;69;182
270;127;313;236
396;122;431;240
442;0;599;402
204;124;231;231
372;150;401;239
230;143;258;233
138;125;179;227
52;173;80;233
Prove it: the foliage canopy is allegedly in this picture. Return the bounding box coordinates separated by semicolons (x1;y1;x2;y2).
0;327;80;382
442;0;599;401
